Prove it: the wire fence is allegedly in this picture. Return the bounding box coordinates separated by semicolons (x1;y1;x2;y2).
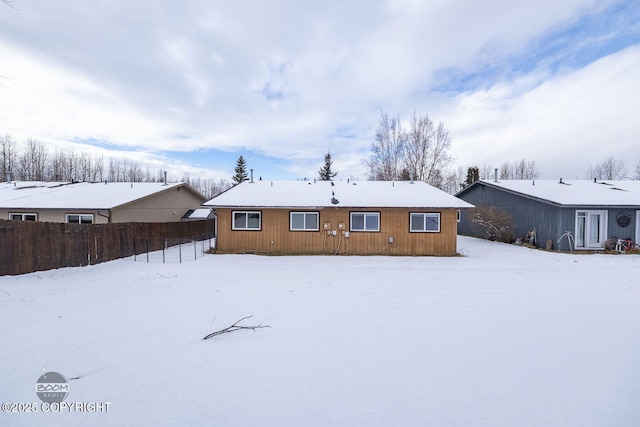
132;234;215;264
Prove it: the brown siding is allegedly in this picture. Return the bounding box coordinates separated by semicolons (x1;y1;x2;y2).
215;207;459;255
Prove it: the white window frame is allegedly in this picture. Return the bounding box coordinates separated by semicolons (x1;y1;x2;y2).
290;212;319;231
350;212;380;232
9;213;37;221
574;210;607;249
410;212;441;233
66;214;94;224
232;210;261;231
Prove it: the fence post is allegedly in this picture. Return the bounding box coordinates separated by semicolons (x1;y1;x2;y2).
146;239;149;263
179;240;182;263
163;238;166;264
193;239;197;260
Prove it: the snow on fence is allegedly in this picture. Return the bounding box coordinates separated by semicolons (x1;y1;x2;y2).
0;219;215;275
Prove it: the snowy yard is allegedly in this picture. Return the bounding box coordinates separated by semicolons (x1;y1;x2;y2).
1;236;639;427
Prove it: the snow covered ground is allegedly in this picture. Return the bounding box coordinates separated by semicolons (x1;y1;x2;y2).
1;236;639;426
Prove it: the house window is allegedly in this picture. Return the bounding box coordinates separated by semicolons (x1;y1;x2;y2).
350;212;380;232
456;210;461;222
66;214;94;224
9;213;37;221
575;210;607;249
290;212;319;231
232;211;261;230
410;213;441;233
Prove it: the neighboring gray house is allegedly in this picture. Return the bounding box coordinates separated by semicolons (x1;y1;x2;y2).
456;179;640;251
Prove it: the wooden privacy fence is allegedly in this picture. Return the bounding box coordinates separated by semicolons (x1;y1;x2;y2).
0;219;215;276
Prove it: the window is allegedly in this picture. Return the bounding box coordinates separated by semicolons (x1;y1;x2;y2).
66;214;94;224
575;210;607;249
290;212;319;231
9;213;37;221
350;212;380;232
410;213;440;233
232;211;261;230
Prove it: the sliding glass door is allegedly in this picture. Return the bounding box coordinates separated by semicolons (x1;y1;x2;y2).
575;210;607;249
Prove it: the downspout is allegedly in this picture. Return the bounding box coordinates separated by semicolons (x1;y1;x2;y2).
97;211;111;223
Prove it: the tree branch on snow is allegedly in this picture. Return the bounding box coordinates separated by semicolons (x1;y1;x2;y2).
202;315;270;340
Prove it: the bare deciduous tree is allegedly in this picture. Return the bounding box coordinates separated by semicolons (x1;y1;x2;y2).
499;159;539;180
366;111;453;188
479;164;496;180
0;133;17;181
585;157;627;180
183;176;232;199
441;166;466;194
366;112;404;181
403;112;453;186
17;139;48;181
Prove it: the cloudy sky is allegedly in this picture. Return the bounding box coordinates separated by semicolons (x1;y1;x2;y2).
1;0;639;182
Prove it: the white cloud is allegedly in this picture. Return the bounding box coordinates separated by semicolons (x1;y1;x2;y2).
0;0;637;181
444;45;640;179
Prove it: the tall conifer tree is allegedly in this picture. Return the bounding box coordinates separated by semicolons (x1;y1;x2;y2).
232;155;248;184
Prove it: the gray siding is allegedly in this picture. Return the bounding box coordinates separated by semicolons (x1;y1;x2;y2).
458;184;571;251
458;183;639;251
608;208;637;241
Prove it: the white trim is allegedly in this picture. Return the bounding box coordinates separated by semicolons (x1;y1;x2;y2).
410;212;441;233
66;213;94;224
350;212;380;232
289;211;320;231
9;212;37;221
574;210;607;249
232;210;261;230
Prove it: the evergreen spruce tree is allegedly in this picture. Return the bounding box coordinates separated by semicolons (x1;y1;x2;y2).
318;152;338;181
232;155;248;185
465;166;479;187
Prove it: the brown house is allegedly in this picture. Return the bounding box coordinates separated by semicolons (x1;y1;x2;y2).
0;181;207;224
205;180;473;255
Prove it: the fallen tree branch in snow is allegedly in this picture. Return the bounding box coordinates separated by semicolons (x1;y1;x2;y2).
202;315;270;340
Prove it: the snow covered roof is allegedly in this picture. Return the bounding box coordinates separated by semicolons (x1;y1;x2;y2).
464;179;640;207
182;208;214;220
205;180;474;209
0;181;199;210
